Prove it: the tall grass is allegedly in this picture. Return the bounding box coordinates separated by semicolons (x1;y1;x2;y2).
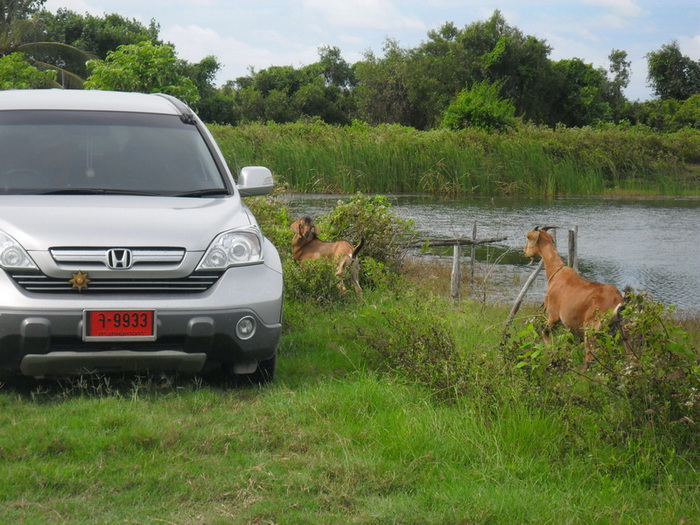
210;120;700;196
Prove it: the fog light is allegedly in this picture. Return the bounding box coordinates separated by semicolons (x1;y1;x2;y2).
236;316;256;340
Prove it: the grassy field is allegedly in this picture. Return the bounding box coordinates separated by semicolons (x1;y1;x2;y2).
209;121;700;196
2;192;699;524
1;283;698;524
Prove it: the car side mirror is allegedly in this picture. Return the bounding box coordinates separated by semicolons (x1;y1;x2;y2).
237;166;274;197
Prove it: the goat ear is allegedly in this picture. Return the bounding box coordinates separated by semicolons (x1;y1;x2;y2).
526;230;540;247
290;220;301;234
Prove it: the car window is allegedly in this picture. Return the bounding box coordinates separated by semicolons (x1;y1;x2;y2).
0;111;228;195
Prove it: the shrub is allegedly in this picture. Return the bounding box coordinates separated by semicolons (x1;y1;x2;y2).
441;81;517;133
356;291;470;400
318;194;416;270
283;257;349;304
591;291;700;437
243;195;293;261
502;291;700;450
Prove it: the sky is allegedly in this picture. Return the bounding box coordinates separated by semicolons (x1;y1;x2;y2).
42;0;700;101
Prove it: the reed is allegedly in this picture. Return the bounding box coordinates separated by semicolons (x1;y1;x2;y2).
209;121;700;196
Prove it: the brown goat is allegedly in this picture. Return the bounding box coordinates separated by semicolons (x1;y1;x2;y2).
524;226;624;366
291;217;364;294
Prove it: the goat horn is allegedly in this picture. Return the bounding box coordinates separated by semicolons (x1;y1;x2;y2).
540;225;559;231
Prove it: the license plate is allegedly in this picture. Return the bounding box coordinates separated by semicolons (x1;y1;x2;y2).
83;310;156;341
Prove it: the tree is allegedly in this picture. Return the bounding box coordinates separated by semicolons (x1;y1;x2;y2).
84;41;199;105
647;41;700;100
35;9;161;60
461;11;553;122
1;0;93;87
440;81;516;132
354;40;431;128
549;58;611;127
605;49;631;120
231;47;356;124
354;11;555;129
673;94;700;129
0;51;56;88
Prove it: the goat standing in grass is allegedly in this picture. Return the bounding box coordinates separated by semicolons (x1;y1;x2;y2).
524;226;624;367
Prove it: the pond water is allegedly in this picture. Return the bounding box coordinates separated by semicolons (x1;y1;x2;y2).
283;194;700;314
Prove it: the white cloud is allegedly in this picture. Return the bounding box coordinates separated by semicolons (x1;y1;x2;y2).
679;34;700;61
162;25;319;84
44;0;100;14
300;0;425;30
582;0;646;18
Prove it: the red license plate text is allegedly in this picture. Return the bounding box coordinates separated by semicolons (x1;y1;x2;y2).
85;310;155;339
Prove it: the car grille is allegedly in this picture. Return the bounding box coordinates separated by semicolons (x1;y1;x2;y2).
9;271;223;294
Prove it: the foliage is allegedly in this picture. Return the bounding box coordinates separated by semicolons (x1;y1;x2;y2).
502;291;700;450
232;46;355;125
283;256;349;304
0;51;56;88
209;120;700;197
316;194;416;270
673;94;700;129
242;195;294;258
592;292;700;434
440;80;516;132
1;0;92;88
35;8;161;60
84;41;199;105
647;41;700;101
354;11;555;129
356;290;470;401
549;58;611;126
353;40;436;129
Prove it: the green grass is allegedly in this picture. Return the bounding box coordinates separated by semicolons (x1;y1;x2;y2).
210;120;700;196
1;286;699;524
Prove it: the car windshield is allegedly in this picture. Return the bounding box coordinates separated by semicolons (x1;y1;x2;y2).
0;110;228;196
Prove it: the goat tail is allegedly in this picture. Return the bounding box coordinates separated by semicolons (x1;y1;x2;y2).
352;238;365;259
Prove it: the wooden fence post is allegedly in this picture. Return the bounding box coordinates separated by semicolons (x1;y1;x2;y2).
505;260;543;329
568;225;578;271
470;221;477;285
451;243;461;303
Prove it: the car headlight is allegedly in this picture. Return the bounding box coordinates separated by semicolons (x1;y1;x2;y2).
0;231;37;270
197;227;264;270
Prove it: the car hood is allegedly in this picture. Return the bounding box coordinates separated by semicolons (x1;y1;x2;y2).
0;195;252;251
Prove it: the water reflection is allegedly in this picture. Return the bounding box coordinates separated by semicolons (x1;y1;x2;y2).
283;194;700;312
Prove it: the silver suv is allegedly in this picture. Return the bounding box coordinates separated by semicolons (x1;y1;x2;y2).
0;89;283;382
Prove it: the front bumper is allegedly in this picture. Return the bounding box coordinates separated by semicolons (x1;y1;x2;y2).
0;258;283;377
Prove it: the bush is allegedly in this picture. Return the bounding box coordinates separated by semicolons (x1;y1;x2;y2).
441;81;517;132
356;290;470;400
502;291;700;450
283;257;349;304
243;195;293;261
592;292;700;435
318;194;416;271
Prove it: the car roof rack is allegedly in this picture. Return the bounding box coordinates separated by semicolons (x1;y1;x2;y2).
154;93;196;125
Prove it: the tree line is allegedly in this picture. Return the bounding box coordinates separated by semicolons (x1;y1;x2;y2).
1;0;699;132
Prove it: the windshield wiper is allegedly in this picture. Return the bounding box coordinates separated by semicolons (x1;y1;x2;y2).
170;188;229;197
37;188;164;196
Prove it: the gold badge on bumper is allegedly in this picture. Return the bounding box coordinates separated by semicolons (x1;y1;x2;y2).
70;270;90;292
